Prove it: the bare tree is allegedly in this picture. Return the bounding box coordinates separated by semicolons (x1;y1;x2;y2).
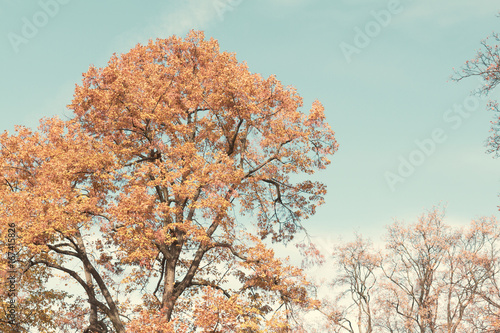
319;207;500;332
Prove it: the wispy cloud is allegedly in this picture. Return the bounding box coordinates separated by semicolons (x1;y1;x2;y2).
156;1;219;37
402;0;499;27
106;1;222;61
110;0;245;56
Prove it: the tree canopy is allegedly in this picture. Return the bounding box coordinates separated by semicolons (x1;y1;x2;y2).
453;29;500;157
310;207;500;333
0;30;337;332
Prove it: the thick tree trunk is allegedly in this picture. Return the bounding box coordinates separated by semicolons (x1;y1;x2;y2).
76;234;100;331
76;231;127;333
162;258;178;321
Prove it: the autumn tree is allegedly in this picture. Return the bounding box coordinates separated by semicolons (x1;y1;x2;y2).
453;20;500;157
0;30;337;332
316;207;500;333
463;217;500;331
453;17;500;331
380;208;500;333
320;235;379;333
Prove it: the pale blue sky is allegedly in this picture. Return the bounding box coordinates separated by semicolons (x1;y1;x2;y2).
1;0;500;244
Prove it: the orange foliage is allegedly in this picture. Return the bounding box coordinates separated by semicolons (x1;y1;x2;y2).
0;30;337;332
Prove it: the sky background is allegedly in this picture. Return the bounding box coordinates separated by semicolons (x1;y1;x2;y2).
1;0;500;255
